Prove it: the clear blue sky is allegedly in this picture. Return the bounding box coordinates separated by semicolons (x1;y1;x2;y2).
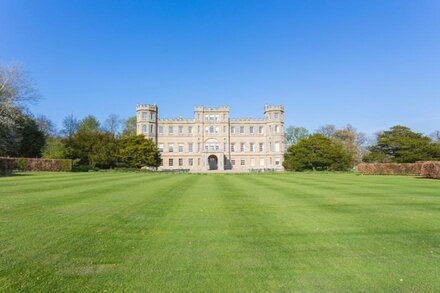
1;0;439;135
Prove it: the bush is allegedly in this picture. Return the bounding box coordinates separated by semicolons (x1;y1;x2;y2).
420;161;440;179
356;161;440;179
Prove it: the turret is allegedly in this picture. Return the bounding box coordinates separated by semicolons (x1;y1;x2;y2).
136;104;158;144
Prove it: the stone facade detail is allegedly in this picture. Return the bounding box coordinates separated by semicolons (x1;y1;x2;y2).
136;104;285;171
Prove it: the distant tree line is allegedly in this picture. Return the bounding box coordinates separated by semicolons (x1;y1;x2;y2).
284;125;440;171
0;65;161;170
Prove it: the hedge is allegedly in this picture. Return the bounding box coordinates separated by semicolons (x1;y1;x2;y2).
356;161;440;179
0;157;72;175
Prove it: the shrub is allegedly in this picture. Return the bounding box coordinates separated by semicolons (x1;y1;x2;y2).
420;161;440;179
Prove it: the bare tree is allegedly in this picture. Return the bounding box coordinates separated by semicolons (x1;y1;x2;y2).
431;131;440;144
35;114;57;137
316;124;336;138
103;113;122;135
62;114;79;139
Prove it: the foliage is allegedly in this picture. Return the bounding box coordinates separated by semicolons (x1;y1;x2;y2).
285;126;309;145
103;113;122;135
363;125;440;163
18;116;46;157
0;65;40;156
117;135;161;168
42;137;66;159
283;134;352;171
122;116;137;136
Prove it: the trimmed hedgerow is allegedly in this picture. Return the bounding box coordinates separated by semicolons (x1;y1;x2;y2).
0;157;72;175
356;161;439;179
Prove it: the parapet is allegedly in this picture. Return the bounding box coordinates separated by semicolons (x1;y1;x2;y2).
136;104;158;111
194;106;230;112
264;105;284;112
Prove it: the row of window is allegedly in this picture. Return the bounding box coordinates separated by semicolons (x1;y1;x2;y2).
149;125;281;135
163;158;281;167
158;142;282;153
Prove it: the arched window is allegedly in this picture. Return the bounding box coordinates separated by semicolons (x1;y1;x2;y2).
142;125;147;133
209;126;214;133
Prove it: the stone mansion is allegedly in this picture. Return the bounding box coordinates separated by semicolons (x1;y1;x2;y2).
136;104;285;171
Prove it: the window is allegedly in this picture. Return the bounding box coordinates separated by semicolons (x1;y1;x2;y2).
275;142;280;152
275;158;280;165
260;158;265;167
240;159;245;166
198;158;201;166
259;143;264;152
188;143;193;152
189;158;193;166
231;126;236;134
250;126;254;134
188;126;193;134
223;143;226;151
179;158;183;167
158;144;164;152
240;126;244;134
151;112;154;120
169;159;173;167
141;112;147;120
275;125;280;133
150;124;154;134
168;144;174;152
231;159;236;166
231;143;235;152
275;113;279;119
159;126;163;134
209;126;214;134
240;143;245;152
269;142;272;152
178;126;183;134
168;126;174;134
160;159;163;166
250;143;254;152
142;125;147;134
178;143;184;153
259;126;264;134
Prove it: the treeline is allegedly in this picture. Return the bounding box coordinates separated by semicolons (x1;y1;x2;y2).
0;65;160;170
284;125;440;171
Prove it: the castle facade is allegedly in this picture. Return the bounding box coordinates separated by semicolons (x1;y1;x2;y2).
136;104;285;171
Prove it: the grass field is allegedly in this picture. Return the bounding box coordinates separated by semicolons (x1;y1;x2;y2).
0;172;439;292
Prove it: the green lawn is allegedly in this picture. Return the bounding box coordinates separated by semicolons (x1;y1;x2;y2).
0;172;439;292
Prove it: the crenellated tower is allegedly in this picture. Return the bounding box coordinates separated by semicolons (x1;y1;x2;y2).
136;104;158;144
264;105;285;164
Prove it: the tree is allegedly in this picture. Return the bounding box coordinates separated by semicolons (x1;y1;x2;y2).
122;116;137;136
117;135;161;168
18;116;46;157
66;116;102;165
285;126;309;145
103;113;122;135
35;114;57;137
431;131;440;144
62;114;79;139
363;125;440;163
0;65;40;155
316;124;337;138
42;137;66;159
283;134;352;171
89;131;118;168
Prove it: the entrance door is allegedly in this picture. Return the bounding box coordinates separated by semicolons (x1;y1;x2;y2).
208;155;218;170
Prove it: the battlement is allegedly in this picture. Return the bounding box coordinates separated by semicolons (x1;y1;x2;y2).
264;105;284;112
194;106;230;112
136;104;158;111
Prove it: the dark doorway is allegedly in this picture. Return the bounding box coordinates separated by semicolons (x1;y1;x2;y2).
208;155;218;170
